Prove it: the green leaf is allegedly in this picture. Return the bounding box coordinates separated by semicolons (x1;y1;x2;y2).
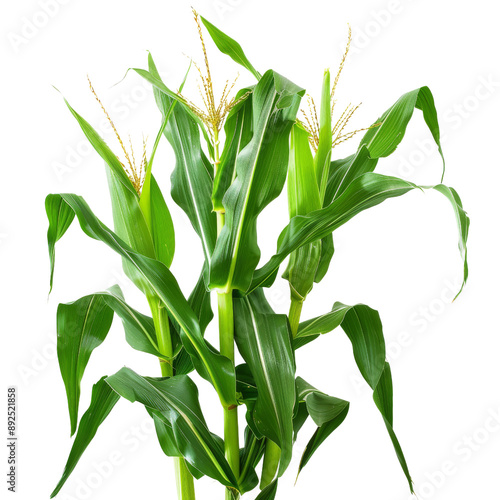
174;266;214;375
295;377;349;475
45;193;236;407
51;377;120;498
250;173;417;292
238;426;265;494
373;363;414;493
212;89;253;212
105;368;239;489
56;294;114;435
433;185;469;298
360;86;445;179
296;301;413;492
58;91;158;289
250;173;469;295
255;480;278;500
324;147;378;207
148;55;217;275
105;166;156;289
315;69;332;204
200;16;261;80
97;285;165;359
210;70;305;292
297;302;386;385
46;195;75;292
135;53;214;158
283;123;322;300
233;289;296;476
149;175;175;268
58;93;135;195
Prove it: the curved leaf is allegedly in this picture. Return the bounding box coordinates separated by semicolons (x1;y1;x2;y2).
233;289;296;476
51;377;120;498
106;368;239;490
45;193;236;407
360;86;444;178
250;174;468;296
56;295;114;435
373;363;413;493
295;377;349;476
210;70;305;292
296;301;413;491
46;195;75;292
200;15;261;80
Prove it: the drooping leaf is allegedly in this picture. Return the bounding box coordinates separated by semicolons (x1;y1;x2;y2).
212;89;253;212
250;173;469;295
296;301;413;491
210;70;305;292
200;15;261;80
360;86;444;178
45;193;236;407
233;289;296;476
373;363;414;493
46;195;75;292
105;368;239;490
51;377;120;498
56;294;114;435
313;85;445;284
295;377;349;475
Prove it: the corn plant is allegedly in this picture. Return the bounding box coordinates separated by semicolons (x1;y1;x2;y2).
46;10;469;500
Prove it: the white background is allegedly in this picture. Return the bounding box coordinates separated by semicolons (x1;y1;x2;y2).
1;0;499;499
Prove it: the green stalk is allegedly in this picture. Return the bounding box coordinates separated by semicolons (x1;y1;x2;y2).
214;129;240;500
149;296;196;500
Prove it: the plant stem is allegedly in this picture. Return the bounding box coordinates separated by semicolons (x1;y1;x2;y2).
260;440;281;489
150;297;196;500
218;291;240;499
288;297;303;338
213;128;240;499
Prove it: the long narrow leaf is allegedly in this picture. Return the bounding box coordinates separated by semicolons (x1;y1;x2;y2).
296;301;413;491
56;295;114;435
295;378;349;475
210;70;305;292
250;173;469;295
200;16;261;80
45;193;236;407
233;289;296;476
106;368;239;489
51;377;120;498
